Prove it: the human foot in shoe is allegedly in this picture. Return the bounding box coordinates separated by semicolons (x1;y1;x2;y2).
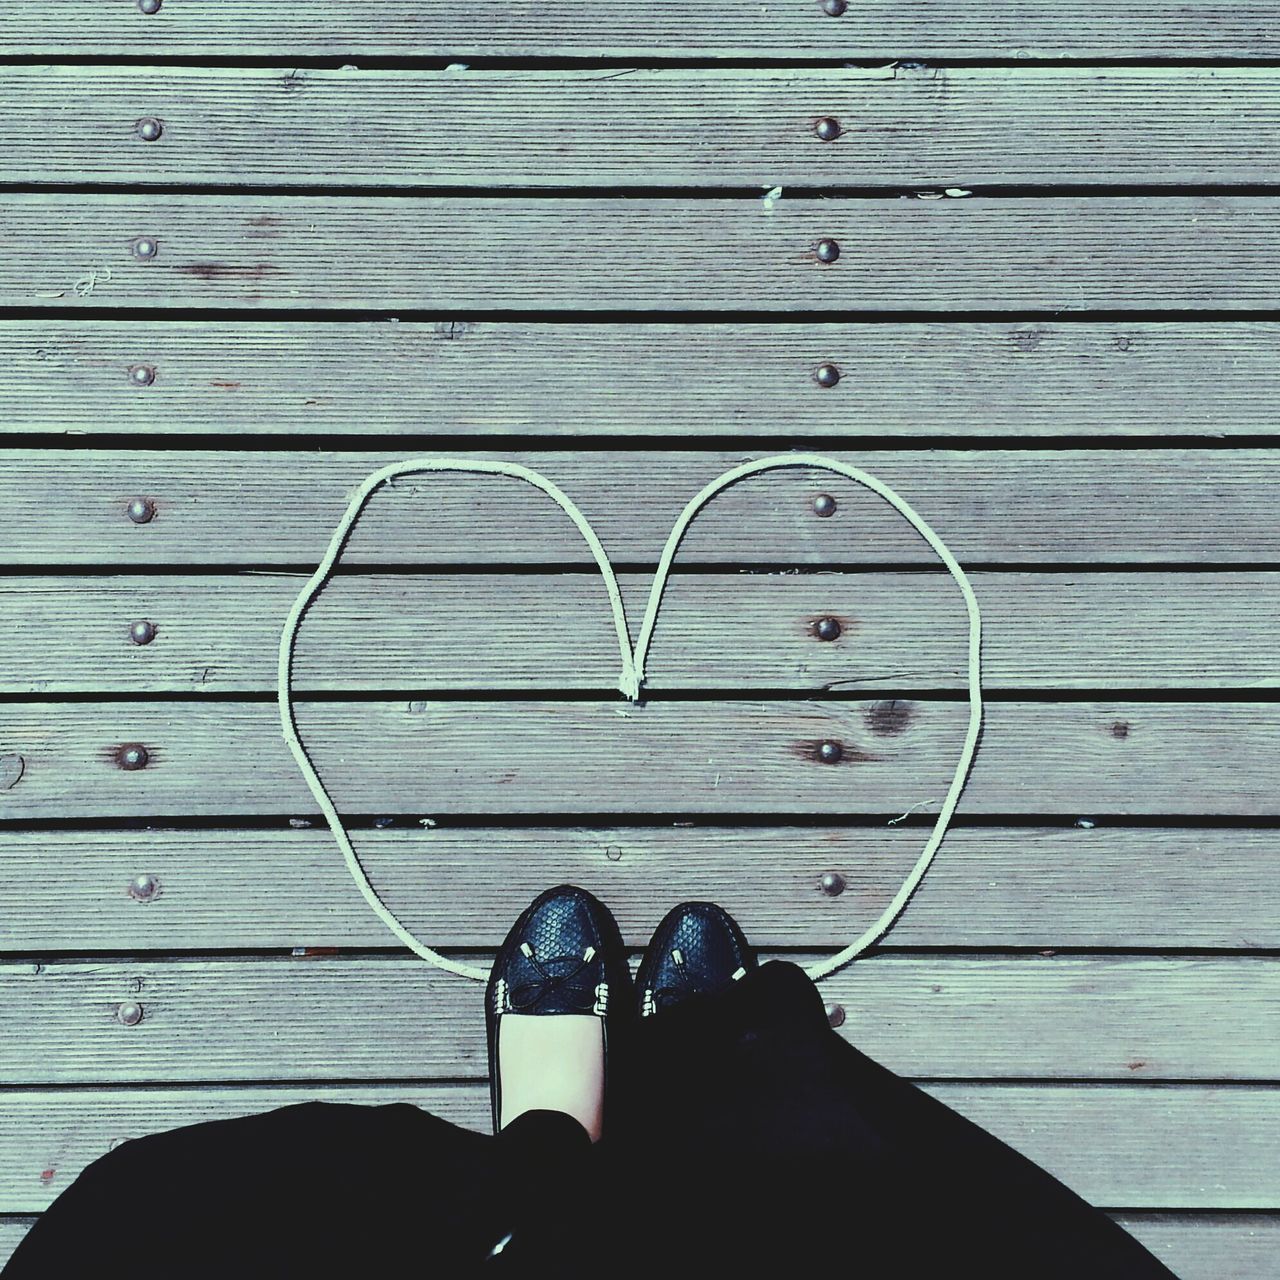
485;884;633;1140
636;901;757;1019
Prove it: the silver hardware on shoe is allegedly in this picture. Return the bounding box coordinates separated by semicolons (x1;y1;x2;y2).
731;966;747;981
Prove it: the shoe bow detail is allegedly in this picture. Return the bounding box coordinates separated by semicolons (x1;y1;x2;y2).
505;941;604;1014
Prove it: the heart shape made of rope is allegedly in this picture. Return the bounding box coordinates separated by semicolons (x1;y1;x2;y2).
278;452;984;983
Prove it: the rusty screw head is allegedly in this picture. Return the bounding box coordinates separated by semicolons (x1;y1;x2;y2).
117;743;150;771
815;362;841;388
816;238;841;264
131;237;159;260
116;1001;144;1026
822;0;848;13
129;619;157;645
825;1002;846;1028
812;493;837;518
815;616;842;641
819;871;846;896
815;117;842;143
136;117;164;143
128;364;156;387
127;872;159;901
818;740;843;764
125;497;156;524
138;0;162;11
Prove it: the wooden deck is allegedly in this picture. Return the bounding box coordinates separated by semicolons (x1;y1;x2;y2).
2;6;1278;1276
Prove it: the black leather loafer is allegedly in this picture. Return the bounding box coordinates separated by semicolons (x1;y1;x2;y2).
485;884;633;1136
636;902;757;1018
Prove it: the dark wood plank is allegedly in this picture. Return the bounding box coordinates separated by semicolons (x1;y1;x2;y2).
9;195;1280;311
2;826;1274;950
3;957;1274;1083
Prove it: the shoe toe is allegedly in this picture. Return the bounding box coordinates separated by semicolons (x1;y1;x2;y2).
638;902;756;1015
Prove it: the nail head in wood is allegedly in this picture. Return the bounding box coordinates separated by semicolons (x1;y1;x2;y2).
128;873;159;902
815;617;841;641
815;117;842;142
822;0;848;14
129;619;157;645
138;0;162;12
128;364;156;387
818;740;843;764
136;118;163;143
816;238;841;263
825;1002;846;1028
815;362;841;387
819;871;846;896
116;743;150;771
116;1001;144;1026
812;493;837;517
126;497;156;524
131;237;159;260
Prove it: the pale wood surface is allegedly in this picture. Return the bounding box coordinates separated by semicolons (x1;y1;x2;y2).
1115;1216;1280;1280
7;67;1280;187
12;194;1280;311
3;956;1274;1083
1;571;1274;693
2;449;1277;565
2;827;1275;950
0;1084;1273;1212
5;321;1278;439
1;699;1277;819
5;1;1279;58
2;2;1275;1243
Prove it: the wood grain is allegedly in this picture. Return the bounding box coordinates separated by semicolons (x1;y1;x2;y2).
5;321;1276;439
2;826;1275;950
0;571;1274;694
1;449;1276;565
9;194;1280;311
0;699;1276;819
3;956;1274;1083
0;1085;1274;1213
3;1;1277;58
5;67;1280;187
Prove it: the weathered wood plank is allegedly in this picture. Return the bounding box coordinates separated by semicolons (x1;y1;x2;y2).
6;321;1278;440
2;571;1275;694
0;1212;1272;1279
4;0;1278;58
1115;1216;1280;1280
0;700;1275;819
2;826;1275;951
3;956;1274;1083
2;449;1277;566
8;194;1280;311
6;67;1280;187
1;1085;1274;1213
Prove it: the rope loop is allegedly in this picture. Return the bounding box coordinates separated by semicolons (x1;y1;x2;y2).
278;454;984;984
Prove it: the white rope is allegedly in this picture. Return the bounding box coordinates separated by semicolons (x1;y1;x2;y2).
278;453;983;985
